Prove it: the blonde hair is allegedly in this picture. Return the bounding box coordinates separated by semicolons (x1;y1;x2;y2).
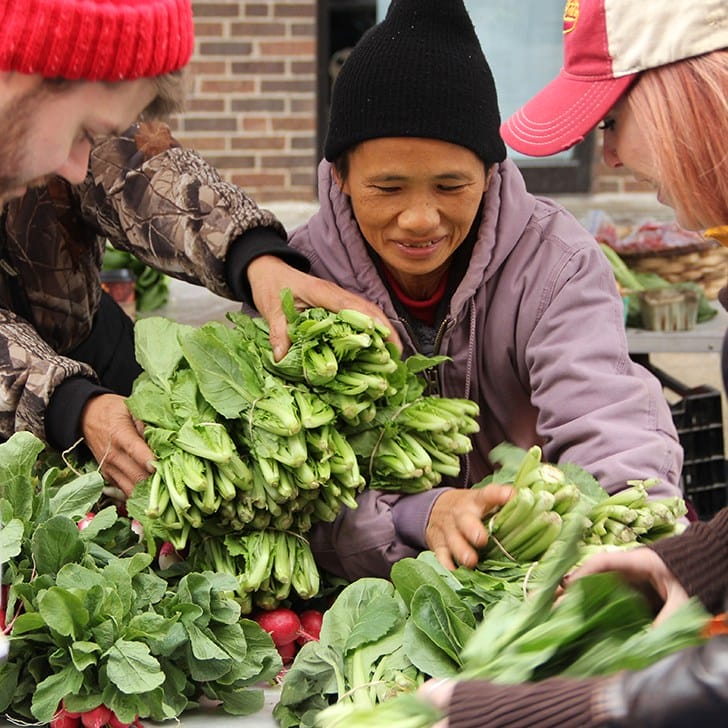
624;50;728;229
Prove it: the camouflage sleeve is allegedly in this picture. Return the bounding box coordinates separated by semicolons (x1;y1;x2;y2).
0;308;97;442
77;121;288;298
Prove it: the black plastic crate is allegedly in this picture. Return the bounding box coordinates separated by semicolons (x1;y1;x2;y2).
641;361;728;520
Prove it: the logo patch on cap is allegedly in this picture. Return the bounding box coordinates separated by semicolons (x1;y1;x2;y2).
563;0;579;34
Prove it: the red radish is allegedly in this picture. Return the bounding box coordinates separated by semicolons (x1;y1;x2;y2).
253;608;302;647
108;711;140;728
77;512;95;530
277;639;298;665
50;713;80;728
130;519;144;540
158;541;182;570
80;705;113;728
296;609;323;645
50;703;81;728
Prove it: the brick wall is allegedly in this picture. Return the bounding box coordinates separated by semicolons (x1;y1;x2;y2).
172;1;647;204
171;1;320;203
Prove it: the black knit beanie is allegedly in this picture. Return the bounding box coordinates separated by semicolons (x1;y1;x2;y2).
324;0;507;164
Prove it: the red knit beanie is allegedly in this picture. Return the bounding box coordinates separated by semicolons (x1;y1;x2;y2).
0;0;194;81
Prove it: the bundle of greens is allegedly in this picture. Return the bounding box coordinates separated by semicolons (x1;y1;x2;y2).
274;577;426;728
127;293;480;611
0;432;280;726
187;529;321;613
307;510;709;728
476;443;686;564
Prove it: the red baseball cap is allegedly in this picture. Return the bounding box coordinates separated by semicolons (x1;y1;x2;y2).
501;0;728;157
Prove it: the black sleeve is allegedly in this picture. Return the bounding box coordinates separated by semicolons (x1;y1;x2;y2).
45;376;112;452
46;292;141;453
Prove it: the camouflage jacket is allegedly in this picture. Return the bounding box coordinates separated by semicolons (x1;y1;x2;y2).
0;121;290;445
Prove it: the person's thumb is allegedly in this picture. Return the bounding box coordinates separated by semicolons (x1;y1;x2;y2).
654;581;690;626
267;314;292;361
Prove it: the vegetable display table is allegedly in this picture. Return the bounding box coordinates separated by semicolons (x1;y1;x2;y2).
0;688;281;728
626;300;728;354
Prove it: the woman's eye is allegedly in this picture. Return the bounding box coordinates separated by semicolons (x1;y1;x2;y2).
598;118;616;131
439;184;466;192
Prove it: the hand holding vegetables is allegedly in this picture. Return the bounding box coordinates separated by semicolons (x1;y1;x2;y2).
564;546;690;625
426;485;514;570
247;255;402;361
80;393;155;497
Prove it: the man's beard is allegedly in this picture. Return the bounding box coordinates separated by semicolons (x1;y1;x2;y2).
0;84;55;205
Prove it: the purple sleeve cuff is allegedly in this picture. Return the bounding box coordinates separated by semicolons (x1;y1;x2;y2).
391;487;452;549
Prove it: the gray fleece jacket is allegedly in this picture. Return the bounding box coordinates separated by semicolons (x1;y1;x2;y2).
290;158;683;580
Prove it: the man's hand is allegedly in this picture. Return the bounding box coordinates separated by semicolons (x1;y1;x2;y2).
247;255;402;360
563;546;689;624
426;485;514;570
80;393;155;498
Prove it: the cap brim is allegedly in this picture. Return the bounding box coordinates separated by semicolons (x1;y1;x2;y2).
500;72;636;157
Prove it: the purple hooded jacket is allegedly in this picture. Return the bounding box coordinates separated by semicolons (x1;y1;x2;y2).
290;158;683;580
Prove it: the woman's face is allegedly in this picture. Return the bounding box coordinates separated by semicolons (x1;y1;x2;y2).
601;97;694;229
336;137;488;299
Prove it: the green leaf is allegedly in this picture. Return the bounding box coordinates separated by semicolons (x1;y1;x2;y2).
0;517;24;563
106;639;165;694
11;611;47;634
56;562;106;592
70;640;101;671
133;317;190;389
214;685;266;716
31;516;85;576
76;504;118;540
38;587;89;638
48;472;105;519
345;594;402;654
410;585;472;663
402;618;459;678
186;621;230;662
0;661;20;712
31;662;84;723
391;557;473;628
321;578;401;652
127;377;179;429
0;431;45;521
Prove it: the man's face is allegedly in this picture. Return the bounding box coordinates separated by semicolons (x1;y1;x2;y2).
0;72;157;205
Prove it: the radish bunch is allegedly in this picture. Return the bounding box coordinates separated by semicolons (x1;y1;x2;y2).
253;607;323;666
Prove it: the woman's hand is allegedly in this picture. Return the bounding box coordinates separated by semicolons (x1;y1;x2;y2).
426;485;514;570
80;393;155;498
247;255;402;360
564;546;689;624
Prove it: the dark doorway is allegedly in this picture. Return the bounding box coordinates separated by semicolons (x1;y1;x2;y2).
316;1;377;170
